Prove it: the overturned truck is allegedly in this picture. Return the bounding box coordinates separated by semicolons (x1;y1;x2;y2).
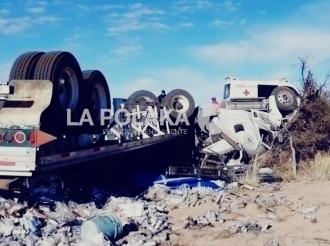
0;51;301;187
0;51;197;183
168;77;301;181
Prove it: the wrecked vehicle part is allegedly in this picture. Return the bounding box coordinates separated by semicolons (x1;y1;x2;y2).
184;93;298;182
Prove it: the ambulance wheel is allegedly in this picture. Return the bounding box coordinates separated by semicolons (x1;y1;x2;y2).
271;87;298;111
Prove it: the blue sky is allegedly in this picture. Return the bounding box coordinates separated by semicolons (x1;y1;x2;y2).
0;0;330;105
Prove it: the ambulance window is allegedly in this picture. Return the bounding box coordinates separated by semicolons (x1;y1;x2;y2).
223;84;230;99
234;124;244;133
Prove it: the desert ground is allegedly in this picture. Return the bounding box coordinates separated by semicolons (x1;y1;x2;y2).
166;180;330;246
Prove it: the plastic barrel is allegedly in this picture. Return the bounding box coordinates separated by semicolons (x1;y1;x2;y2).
80;212;123;243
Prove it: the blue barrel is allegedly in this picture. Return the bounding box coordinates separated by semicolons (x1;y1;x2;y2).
80;212;123;243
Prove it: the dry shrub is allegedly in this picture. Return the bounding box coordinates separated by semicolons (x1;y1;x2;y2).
268;58;330;166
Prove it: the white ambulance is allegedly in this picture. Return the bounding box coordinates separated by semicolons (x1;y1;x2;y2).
221;77;301;112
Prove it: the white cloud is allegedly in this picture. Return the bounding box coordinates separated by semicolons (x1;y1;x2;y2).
0;17;31;34
213;19;227;27
123;8;165;19
77;4;125;12
36;1;47;6
26;7;45;13
295;1;330;26
129;3;144;10
180;22;194;27
192;27;330;67
26;0;48;6
0;9;10;14
111;43;143;60
0;15;64;34
223;0;239;11
191;1;330;71
52;0;67;4
171;0;212;13
31;16;64;24
107;4;168;35
109;13;120;18
65;34;82;41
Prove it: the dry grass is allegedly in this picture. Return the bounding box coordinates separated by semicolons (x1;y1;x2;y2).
299;152;330;181
273;164;297;182
273;151;330;182
239;166;260;186
239;151;330;185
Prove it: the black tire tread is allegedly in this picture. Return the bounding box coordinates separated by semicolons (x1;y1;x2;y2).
82;70;111;131
82;69;111;110
34;51;63;80
9;51;45;80
33;51;84;131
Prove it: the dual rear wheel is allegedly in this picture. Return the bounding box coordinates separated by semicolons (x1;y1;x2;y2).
127;89;195;119
9;51;111;136
9;51;196;135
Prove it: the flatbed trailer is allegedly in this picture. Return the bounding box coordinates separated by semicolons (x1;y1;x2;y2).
0;79;195;177
0;51;197;180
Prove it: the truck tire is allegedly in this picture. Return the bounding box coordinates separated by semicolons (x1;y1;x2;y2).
33;51;84;128
9;51;45;80
82;70;111;129
127;90;158;112
164;89;195;118
271;86;298;111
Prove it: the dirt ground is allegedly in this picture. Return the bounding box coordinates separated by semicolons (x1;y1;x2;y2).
167;180;330;246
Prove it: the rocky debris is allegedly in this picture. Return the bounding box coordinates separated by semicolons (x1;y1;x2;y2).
230;199;246;209
254;195;282;210
228;219;268;234
0;179;305;245
181;210;225;229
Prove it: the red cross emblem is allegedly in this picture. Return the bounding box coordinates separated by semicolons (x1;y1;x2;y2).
243;89;250;96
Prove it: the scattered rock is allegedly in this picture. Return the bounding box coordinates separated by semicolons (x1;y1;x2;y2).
230;199;246;209
228;219;267;234
302;206;317;214
264;237;279;246
304;213;317;222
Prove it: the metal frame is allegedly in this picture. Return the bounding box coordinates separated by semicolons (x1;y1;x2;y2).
0;80;192;176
